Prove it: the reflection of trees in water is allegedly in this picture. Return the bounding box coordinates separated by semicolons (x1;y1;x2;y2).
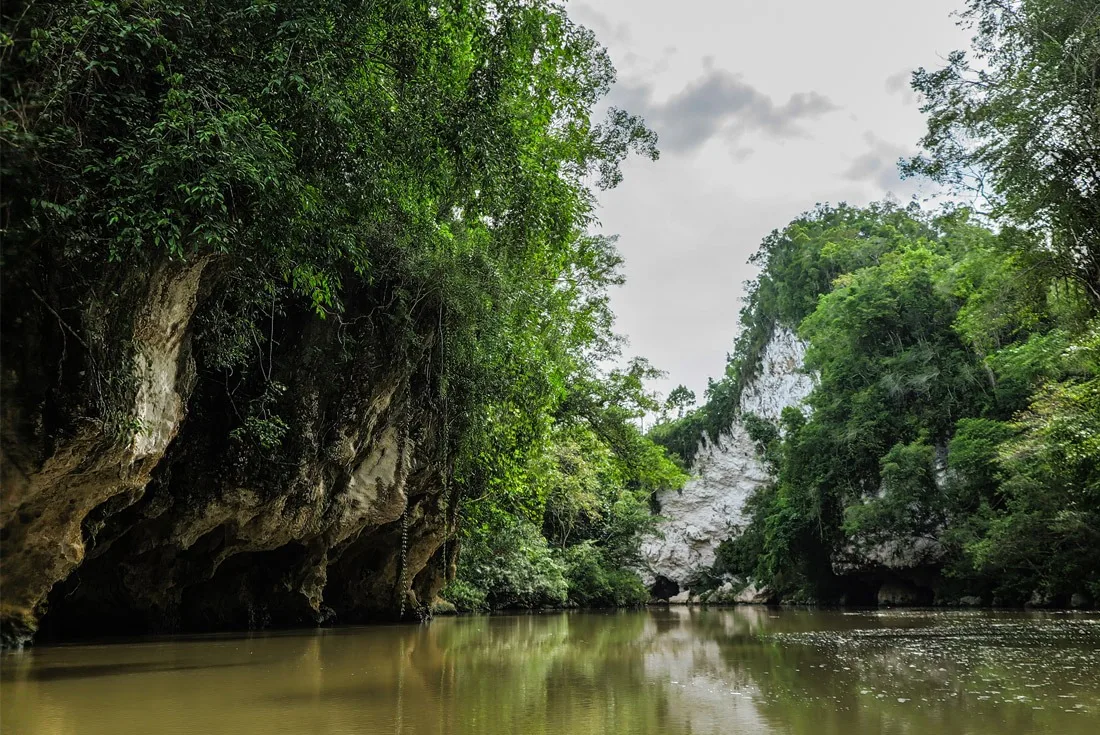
424;612;675;734
391;609;1100;735
3;611;1098;735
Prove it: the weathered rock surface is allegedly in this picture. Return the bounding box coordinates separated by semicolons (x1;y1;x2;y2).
832;537;947;576
641;329;812;589
2;261;209;645
698;579;772;605
1;258;456;648
876;581;929;606
737;328;814;422
429;596;458;616
640;423;771;587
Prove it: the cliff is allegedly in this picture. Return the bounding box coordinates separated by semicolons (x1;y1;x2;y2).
1;258;457;648
640;327;960;604
641;329;813;592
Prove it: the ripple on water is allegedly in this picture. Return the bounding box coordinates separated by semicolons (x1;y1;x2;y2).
763;611;1100;717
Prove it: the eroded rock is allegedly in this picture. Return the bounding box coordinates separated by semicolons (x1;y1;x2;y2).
1;260;208;646
1;259;457;647
641;329;813;590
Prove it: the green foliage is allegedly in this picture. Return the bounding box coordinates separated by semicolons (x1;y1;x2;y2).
669;195;1097;602
947;418;1015;507
3;0;680;613
462;519;569;610
759;206;1095;601
449;364;685;611
663;385;696;419
562;541;648;607
904;0;1100;305
741;412;781;471
439;579;488;613
844;440;946;547
969;324;1100;600
229;381;289;450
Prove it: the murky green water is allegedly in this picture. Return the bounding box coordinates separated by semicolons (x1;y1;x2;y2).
3;608;1099;734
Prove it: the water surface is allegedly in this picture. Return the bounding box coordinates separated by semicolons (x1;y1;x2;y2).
3;608;1099;734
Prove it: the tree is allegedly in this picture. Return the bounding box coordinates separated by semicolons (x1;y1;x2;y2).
2;0;675;621
904;0;1100;305
664;385;696;419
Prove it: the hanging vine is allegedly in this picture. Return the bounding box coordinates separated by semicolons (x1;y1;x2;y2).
397;505;409;619
438;302;453;582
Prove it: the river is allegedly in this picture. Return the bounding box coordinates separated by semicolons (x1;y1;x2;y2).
2;608;1098;734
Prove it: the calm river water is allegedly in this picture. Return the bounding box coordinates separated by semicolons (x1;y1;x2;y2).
3;608;1099;734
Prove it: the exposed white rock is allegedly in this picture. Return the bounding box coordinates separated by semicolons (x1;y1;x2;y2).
642;328;813;590
734;582;770;604
641;423;769;587
738;328;814;422
128;260;208;461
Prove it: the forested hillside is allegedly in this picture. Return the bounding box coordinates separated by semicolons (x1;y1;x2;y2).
0;0;682;645
652;0;1099;606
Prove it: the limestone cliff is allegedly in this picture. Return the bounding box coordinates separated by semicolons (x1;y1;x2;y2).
642;328;958;604
1;258;457;648
641;329;813;592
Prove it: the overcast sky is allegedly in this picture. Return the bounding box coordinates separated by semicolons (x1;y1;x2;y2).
572;0;972;401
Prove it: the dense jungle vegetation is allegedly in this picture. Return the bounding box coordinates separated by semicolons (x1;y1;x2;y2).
652;0;1100;606
1;0;683;616
3;0;1096;619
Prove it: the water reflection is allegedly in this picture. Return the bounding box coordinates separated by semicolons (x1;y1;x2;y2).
2;608;1098;734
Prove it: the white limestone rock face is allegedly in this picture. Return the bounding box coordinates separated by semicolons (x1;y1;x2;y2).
642;329;812;590
641;423;769;587
738;328;814;422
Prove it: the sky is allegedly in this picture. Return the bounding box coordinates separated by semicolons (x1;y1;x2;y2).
570;0;973;402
